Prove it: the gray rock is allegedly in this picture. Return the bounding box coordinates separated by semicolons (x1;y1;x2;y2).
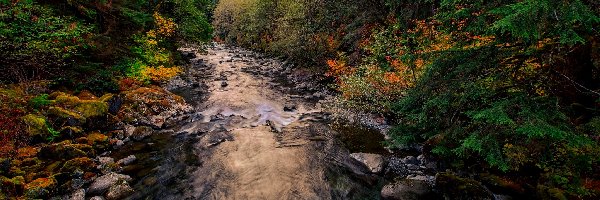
89;196;105;200
113;140;124;149
68;189;85;200
106;181;134;200
350;153;385;174
381;179;435;200
116;155;136;166
87;173;132;195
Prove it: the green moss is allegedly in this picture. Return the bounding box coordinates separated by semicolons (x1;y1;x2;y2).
21;114;47;137
74;101;108;118
60;157;95;173
24;177;56;199
47;106;86;122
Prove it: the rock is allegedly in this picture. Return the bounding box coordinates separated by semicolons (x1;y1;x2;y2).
60;157;96;173
148;115;166;128
69;189;85;200
87;173;132;195
385;157;408;178
435;172;494;200
107;95;123;114
350;153;385;174
113;140;125;149
401;156;419;165
89;196;105;200
381;179;437;200
106;181;134;200
116;155;136;166
39;141;95;160
97;157;116;173
221;81;228;87
131;126;154;141
24;177;57;199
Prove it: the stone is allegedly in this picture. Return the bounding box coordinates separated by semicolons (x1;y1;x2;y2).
24;177;57;199
381;179;437;200
350;153;385;174
384;157;408;178
221;81;228;87
106;181;134;200
116;155;136;166
89;196;105;200
69;189;85;200
87;173;132;195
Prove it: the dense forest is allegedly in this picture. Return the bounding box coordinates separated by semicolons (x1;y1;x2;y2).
1;0;600;199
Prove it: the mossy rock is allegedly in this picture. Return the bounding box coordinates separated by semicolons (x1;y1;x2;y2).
435;172;494;200
47;106;86;123
24;177;56;199
39;141;94;160
479;173;525;196
21;114;47;137
60;157;95;173
1;176;24;197
87;132;109;149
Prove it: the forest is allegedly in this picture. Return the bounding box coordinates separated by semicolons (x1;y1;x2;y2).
1;0;599;199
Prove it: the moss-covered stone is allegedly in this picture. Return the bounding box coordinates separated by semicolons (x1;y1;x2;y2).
47;106;86;122
60;157;95;173
24;177;56;199
1;176;24;197
87;132;109;149
75;101;108;118
21;114;47;137
39;141;95;160
16;147;38;159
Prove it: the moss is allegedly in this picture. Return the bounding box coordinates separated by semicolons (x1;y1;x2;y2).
24;177;56;199
59;126;84;134
16;147;38;159
99;93;114;102
39;141;94;160
74;101;108;118
1;176;24;197
21;114;47;137
45;161;63;173
87;132;109;146
47;106;86;122
60;157;95;173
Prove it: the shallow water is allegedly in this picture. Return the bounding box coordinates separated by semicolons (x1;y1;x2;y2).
112;44;386;200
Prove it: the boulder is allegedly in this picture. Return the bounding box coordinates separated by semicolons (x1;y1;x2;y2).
68;188;85;200
381;179;437;200
24;177;57;199
116;155;136;166
350;153;385;174
385;157;409;178
87;173;132;195
106;181;134;200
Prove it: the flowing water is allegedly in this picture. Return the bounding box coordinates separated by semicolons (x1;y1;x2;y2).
114;44;384;200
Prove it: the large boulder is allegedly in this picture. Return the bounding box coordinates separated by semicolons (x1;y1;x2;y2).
350;153;386;174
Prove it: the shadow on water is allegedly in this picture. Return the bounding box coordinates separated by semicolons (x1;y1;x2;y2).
111;133;201;200
332;123;390;155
